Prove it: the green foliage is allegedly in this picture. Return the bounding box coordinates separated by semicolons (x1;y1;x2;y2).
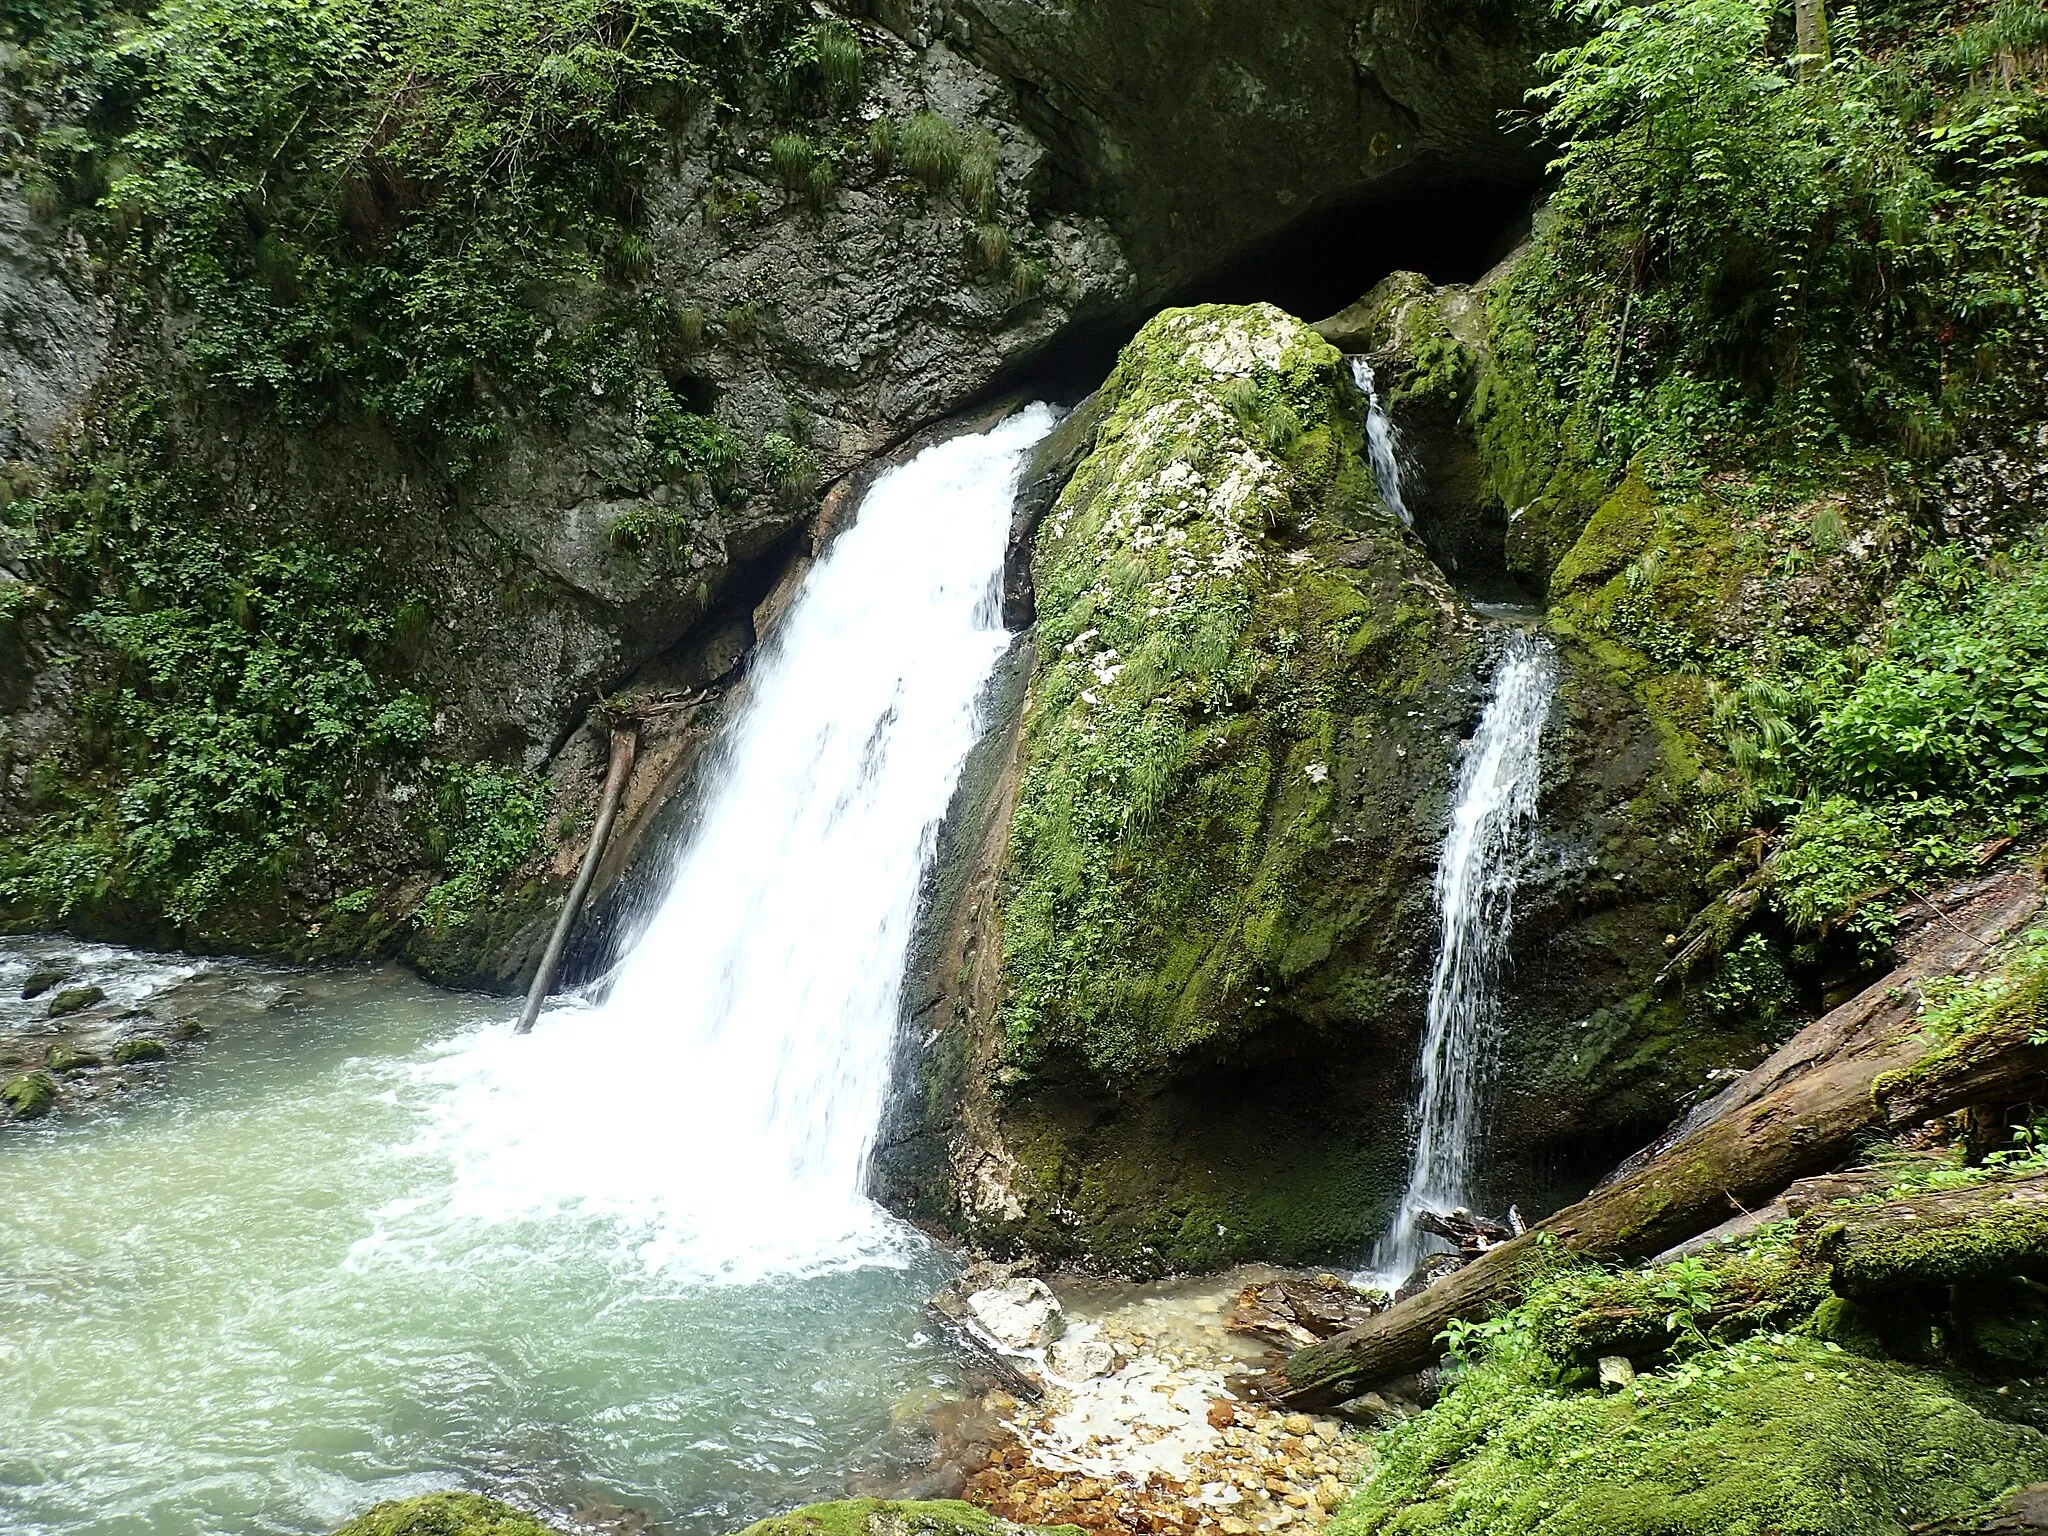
897;111;961;187
1;0;814;459
1701;931;1796;1029
1522;0;2048;476
0;397;541;938
957;131;1000;217
416;764;547;928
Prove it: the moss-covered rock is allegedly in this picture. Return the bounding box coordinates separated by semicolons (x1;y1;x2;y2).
46;985;104;1017
111;1037;168;1065
2;1070;57;1120
335;1492;563;1536
44;1042;101;1072
733;1499;1081;1536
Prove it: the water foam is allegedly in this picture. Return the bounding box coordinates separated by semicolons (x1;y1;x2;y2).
392;406;1057;1282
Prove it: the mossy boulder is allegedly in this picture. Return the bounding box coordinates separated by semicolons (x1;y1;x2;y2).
335;1493;563;1536
46;984;104;1017
733;1499;1082;1536
1335;1333;2048;1534
2;1070;58;1120
112;1037;168;1065
45;1042;101;1072
20;966;64;999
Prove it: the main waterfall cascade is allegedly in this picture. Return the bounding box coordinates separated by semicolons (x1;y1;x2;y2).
1372;630;1557;1285
417;405;1059;1278
1348;357;1414;528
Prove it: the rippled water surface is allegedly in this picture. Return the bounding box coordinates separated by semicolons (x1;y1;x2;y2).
0;951;960;1536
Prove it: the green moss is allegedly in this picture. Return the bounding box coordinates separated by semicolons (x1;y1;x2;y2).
733;1500;1081;1536
111;1037;168;1065
1335;1332;2048;1535
335;1492;563;1536
2;1070;58;1119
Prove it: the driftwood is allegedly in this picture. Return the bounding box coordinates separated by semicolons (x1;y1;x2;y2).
515;726;639;1035
1795;1169;2048;1297
1263;865;2043;1408
1228;1275;1385;1348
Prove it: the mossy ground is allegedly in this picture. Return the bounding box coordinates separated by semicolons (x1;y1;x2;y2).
735;1500;1083;1536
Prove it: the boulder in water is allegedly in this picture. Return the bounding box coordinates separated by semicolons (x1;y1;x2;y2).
966;1278;1066;1351
112;1037;167;1065
335;1492;565;1536
20;967;64;1000
3;1070;57;1120
45;1043;101;1072
47;985;104;1018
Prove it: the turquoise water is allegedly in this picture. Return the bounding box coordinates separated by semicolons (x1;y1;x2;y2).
0;947;963;1536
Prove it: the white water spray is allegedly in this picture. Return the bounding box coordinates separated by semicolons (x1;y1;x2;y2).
399;406;1057;1280
1372;630;1555;1285
1349;357;1413;527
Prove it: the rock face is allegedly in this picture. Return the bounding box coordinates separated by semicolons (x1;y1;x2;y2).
950;0;1550;298
0;1;1550;986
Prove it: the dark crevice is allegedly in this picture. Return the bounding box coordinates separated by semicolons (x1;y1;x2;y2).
986;167;1543;408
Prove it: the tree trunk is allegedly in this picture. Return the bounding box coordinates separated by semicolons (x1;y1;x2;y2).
1795;0;1831;77
1266;867;2042;1409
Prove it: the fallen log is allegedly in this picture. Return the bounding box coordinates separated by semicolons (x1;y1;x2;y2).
515;725;639;1036
1265;866;2043;1408
1796;1169;2048;1297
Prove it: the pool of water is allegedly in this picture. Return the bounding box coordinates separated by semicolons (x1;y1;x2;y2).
0;941;965;1536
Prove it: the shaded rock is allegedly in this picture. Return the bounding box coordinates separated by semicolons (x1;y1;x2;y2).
335;1492;564;1536
20;967;64;1000
967;1278;1066;1351
46;985;104;1017
1597;1355;1636;1391
2;1070;57;1120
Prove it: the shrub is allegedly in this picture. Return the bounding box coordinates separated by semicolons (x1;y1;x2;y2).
898;111;961;186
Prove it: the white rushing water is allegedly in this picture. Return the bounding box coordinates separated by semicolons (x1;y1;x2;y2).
403;404;1057;1282
1348;357;1413;527
1371;630;1555;1285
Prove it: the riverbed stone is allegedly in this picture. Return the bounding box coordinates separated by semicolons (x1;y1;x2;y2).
733;1499;1082;1536
1047;1337;1119;1380
112;1037;168;1065
967;1278;1066;1350
45;1042;100;1072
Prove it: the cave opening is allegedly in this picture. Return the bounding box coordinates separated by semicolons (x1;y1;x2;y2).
1001;169;1541;404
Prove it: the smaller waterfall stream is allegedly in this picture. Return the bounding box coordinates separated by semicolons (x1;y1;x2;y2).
1372;630;1556;1284
1348;358;1413;528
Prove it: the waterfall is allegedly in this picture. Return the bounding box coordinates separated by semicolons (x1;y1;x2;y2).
1349;357;1413;527
408;405;1057;1280
1372;630;1556;1285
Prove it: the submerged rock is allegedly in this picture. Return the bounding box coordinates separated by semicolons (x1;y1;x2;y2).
20;967;64;1000
336;1493;564;1536
44;1042;101;1072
